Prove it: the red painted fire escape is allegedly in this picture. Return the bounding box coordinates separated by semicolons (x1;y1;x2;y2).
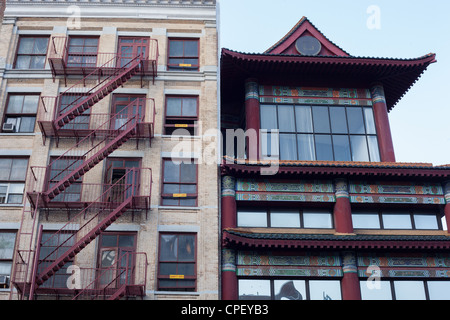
10;36;158;300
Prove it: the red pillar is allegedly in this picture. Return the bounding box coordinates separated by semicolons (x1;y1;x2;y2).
221;176;238;300
333;179;354;234
444;182;450;233
245;78;260;161
370;83;396;162
341;252;361;300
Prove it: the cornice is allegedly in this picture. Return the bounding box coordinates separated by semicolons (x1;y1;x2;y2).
5;0;216;7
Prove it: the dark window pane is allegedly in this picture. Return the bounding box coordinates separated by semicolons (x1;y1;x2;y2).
177;263;195;276
159;262;177;275
0;159;12;180
297;134;315;161
118;235;135;247
260;105;278;130
101;235;118;247
279;134;297;160
10;159;28;181
15;56;31;69
350;136;369;161
184;41;198;57
182;98;197;117
363;108;377;135
163;161;180;183
166;97;182;117
169;41;184;57
295;105;313;133
330;107;348;134
367;136;380;162
332;135;351;161
18;38;35;54
277;105;295;132
180;163;196;183
347;108;365;134
312;107;330;133
178;235;195;262
315;135;333;161
160;235;177;261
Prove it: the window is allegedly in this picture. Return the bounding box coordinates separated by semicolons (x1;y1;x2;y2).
3;94;39;133
260;104;380;162
98;233;137;289
67;37;99;68
164;96;198;135
118;37;149;67
15;37;49;69
161;159;197;207
58;94;91;130
158;233;196;291
239;279;341;300
352;210;442;230
360;280;450;300
0;232;16;287
168;39;199;71
0;158;28;204
237;208;333;229
104;158;141;202
48;157;83;202
38;232;75;289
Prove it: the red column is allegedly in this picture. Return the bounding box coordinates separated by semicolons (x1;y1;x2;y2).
221;176;238;300
341;252;361;300
444;182;450;233
245;79;260;161
333;179;353;234
370;83;396;162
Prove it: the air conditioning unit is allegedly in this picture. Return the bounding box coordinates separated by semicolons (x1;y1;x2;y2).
0;275;10;288
2;123;15;133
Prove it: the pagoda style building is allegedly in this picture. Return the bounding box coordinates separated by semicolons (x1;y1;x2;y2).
220;17;450;300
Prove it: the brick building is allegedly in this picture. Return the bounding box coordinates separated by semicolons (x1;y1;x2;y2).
0;0;219;300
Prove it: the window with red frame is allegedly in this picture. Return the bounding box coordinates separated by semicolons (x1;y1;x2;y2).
158;233;196;291
67;37;99;68
167;39;199;71
2;94;39;133
164;96;198;135
48;157;84;203
161;159;197;207
15;37;49;69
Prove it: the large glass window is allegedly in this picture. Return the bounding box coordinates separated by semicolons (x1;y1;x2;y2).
260;104;380;162
360;280;450;300
237;208;333;229
158;233;196;291
239;279;341;300
15;37;49;69
352;210;442;230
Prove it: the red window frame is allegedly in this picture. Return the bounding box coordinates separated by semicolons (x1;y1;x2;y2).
160;158;198;207
14;36;49;69
47;156;84;203
167;38;199;71
157;233;197;291
164;95;199;135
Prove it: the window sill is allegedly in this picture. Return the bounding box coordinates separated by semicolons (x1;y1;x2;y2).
154;291;199;296
0;133;36;136
0;204;24;208
158;206;201;211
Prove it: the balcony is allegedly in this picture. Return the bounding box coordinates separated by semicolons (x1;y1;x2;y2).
47;36;159;85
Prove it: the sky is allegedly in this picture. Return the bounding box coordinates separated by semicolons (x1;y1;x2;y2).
218;0;450;166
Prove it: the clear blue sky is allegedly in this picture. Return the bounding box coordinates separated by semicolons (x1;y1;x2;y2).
219;0;450;166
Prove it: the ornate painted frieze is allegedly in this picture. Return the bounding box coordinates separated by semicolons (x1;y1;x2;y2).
259;86;373;106
349;180;445;204
235;179;335;202
357;253;450;279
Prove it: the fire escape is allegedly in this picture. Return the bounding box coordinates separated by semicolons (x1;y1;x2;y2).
10;36;158;300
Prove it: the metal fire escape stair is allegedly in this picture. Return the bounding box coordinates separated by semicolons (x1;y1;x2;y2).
11;51;152;300
35;196;133;286
54;57;141;131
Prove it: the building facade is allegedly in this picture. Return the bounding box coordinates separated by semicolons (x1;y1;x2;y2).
0;0;219;300
220;17;450;300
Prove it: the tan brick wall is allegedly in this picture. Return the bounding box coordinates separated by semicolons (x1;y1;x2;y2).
0;6;218;300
